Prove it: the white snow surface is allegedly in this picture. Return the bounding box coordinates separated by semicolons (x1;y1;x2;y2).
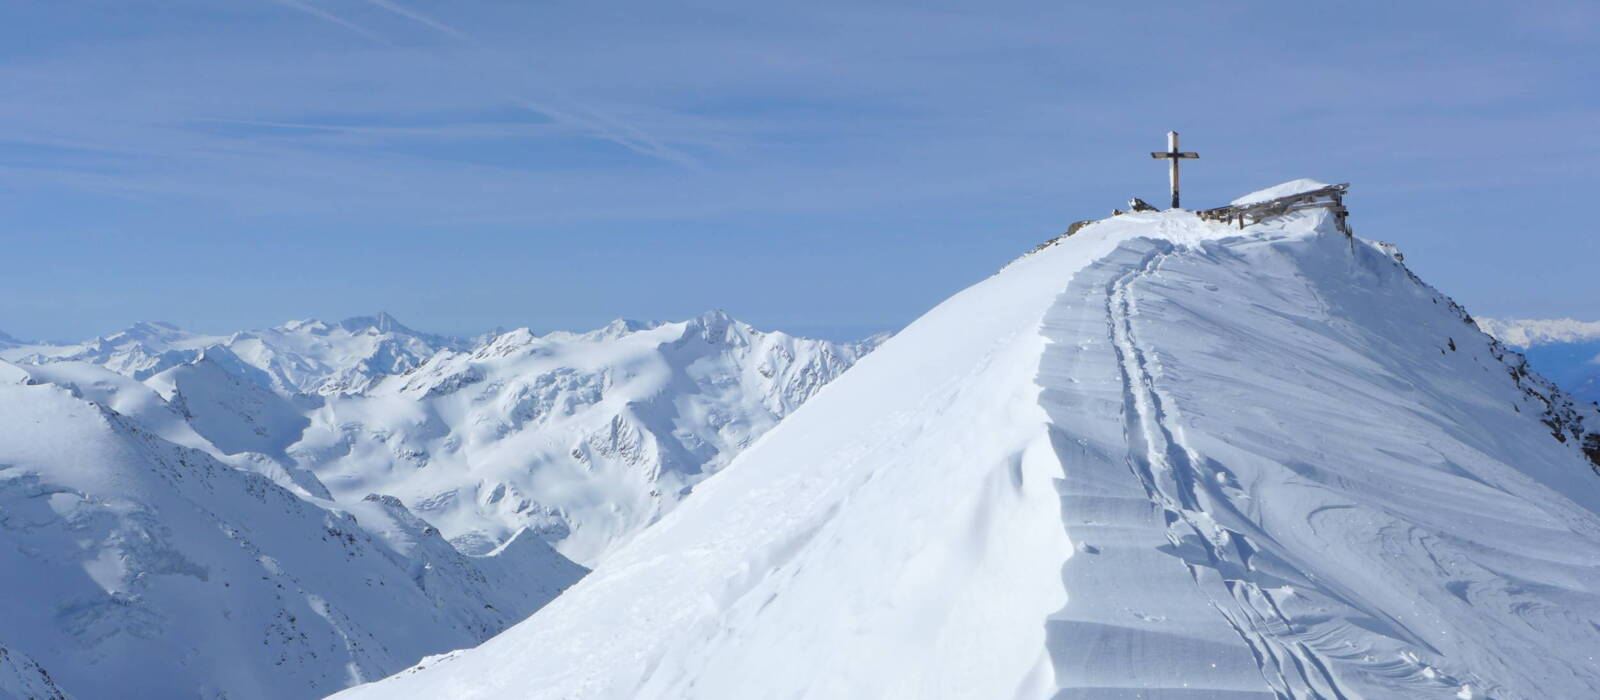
337;198;1600;700
0;312;871;697
1229;178;1333;206
0;368;585;699
1478;317;1600;348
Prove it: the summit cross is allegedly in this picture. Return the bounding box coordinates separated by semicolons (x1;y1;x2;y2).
1150;130;1199;209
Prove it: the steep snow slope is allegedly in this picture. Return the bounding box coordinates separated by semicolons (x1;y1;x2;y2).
1479;318;1600;403
0;366;584;700
336;197;1600;700
143;348;313;458
292;311;876;564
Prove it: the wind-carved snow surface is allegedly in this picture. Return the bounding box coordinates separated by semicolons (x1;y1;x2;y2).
336;197;1600;700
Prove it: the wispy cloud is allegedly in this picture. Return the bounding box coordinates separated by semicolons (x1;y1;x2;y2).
259;0;692;169
193;117;559;140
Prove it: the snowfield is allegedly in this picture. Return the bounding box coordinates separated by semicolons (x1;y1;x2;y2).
335;195;1600;699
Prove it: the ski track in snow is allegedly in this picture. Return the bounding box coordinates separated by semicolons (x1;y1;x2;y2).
1041;213;1600;698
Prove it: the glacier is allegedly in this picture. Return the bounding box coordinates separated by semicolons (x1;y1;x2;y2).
334;195;1600;699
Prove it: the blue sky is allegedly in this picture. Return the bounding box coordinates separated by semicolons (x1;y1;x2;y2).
2;0;1596;341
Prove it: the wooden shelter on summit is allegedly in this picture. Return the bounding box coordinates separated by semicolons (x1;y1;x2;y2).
1196;183;1354;236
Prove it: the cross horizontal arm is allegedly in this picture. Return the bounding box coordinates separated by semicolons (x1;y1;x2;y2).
1150;151;1200;159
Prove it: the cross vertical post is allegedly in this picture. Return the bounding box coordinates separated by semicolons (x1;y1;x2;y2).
1150;131;1199;209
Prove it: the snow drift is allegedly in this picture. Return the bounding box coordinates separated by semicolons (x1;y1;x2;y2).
335;190;1600;700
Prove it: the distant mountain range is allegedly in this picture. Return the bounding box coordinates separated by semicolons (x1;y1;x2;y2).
1479;318;1600;404
0;312;880;698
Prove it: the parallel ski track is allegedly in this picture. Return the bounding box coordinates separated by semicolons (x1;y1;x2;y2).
1093;226;1482;699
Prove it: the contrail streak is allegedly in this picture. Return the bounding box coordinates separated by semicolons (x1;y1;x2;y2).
362;0;471;40
270;0;390;44
515;99;701;170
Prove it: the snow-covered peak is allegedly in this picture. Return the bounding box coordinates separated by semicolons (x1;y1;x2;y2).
298;312;878;564
532;318;657;344
684;308;736;335
337;193;1600;700
1229;177;1333;205
337;311;411;335
277;311;438;340
100;320;206;347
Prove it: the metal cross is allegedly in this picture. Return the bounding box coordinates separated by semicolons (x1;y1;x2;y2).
1150;131;1199;209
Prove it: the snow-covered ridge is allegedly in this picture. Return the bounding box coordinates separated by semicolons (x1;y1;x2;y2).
1478;317;1600;348
336;186;1600;699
